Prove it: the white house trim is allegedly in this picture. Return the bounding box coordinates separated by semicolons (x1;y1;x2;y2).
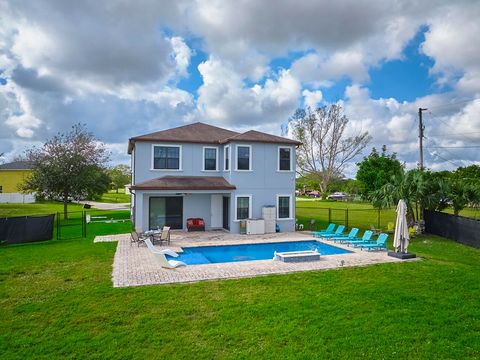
235;144;252;171
276;194;293;220
202;146;219;172
234;194;252;221
277;146;293;172
150;144;183;171
223;145;231;171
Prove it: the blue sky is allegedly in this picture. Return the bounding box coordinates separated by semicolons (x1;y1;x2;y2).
1;1;479;173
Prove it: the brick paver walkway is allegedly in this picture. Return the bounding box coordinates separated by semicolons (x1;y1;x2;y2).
103;231;417;287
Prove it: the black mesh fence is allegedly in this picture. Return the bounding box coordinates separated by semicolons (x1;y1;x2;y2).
424;210;480;249
0;214;54;244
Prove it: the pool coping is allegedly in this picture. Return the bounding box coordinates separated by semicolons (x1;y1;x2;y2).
107;232;419;287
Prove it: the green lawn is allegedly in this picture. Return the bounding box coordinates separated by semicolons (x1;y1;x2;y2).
98;189;131;203
0;201;84;217
1;216;480;358
296;200;479;230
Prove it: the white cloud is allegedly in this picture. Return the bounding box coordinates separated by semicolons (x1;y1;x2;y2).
196;57;301;127
170;36;192;77
302;89;323;109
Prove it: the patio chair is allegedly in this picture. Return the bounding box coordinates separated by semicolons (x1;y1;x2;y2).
311;223;334;235
144;238;186;269
345;230;374;247
314;225;345;238
359;233;388;251
331;228;359;243
386;222;395;233
152;226;171;245
370;224;382;236
130;231;148;247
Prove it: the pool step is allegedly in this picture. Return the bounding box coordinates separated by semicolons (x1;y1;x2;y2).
273;250;321;263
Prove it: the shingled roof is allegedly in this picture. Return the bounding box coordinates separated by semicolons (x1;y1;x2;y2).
0;161;33;170
128;122;301;153
130;176;236;191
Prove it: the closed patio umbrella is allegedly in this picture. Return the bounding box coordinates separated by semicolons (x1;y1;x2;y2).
393;199;410;253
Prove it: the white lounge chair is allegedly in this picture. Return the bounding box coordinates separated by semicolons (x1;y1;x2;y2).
144;238;186;269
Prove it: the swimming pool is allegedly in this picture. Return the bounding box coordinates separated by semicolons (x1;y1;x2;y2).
166;240;352;265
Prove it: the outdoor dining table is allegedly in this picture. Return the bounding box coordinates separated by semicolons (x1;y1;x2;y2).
142;229;161;245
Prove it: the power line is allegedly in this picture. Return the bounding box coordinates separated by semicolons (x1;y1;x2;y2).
428;145;480;149
426;97;480;111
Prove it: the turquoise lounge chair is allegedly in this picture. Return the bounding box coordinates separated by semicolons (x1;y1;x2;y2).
332;228;359;243
316;225;345;238
359;233;388;251
345;230;374;247
311;223;335;237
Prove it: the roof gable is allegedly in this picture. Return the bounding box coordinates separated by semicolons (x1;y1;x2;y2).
0;161;33;170
128;122;301;153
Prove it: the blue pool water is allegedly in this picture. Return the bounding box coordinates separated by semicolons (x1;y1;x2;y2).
167;240;352;265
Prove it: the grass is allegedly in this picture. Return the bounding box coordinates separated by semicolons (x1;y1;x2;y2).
296;200;479;230
98;189;131;203
1;210;480;358
0;201;84;217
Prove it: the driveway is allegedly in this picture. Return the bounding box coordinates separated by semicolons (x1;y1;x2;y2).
81;201;130;210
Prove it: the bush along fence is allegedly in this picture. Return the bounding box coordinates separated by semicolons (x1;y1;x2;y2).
424;210;480;249
295;205;397;231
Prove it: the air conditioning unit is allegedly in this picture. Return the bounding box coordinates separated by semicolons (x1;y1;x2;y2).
246;219;265;235
262;206;276;234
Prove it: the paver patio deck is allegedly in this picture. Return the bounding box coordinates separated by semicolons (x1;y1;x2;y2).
101;231;418;287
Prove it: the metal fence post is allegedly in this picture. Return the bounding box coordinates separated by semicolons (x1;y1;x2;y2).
82;211;86;238
378;209;381;229
345;209;348;228
56;212;59;240
328;208;331;223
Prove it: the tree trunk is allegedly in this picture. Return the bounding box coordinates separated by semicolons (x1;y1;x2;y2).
116;187;119;193
64;192;69;220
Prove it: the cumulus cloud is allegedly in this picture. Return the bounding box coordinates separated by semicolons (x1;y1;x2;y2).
302;89;323;109
196;57;301;128
0;0;479;171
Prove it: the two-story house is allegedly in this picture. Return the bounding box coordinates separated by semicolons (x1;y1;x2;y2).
128;122;300;233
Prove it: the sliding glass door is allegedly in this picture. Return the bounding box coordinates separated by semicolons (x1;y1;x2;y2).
149;197;183;230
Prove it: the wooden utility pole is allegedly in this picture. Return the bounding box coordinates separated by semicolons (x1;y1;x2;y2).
418;108;427;170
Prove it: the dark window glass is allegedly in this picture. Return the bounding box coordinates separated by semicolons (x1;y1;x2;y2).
204;148;217;170
236;197;250;220
278;196;290;218
154;146;180;169
225;147;229;170
279;148;291;171
237;146;250;170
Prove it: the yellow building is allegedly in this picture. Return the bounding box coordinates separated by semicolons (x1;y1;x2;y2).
0;161;35;203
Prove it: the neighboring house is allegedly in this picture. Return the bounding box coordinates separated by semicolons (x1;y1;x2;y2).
128;122;301;233
0;161;35;203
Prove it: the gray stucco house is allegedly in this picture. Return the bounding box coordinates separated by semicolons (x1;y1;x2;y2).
128;122;300;233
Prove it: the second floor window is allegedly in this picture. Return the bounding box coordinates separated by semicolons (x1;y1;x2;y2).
279;147;291;171
237;145;251;170
153;146;180;170
204;147;217;171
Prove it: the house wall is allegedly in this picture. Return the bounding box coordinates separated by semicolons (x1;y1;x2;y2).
0;170;31;193
132;141;296;233
134;191;214;231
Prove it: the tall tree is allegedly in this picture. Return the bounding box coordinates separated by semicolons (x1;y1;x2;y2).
21;124;109;218
289;104;371;196
107;164;131;193
356;145;404;198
